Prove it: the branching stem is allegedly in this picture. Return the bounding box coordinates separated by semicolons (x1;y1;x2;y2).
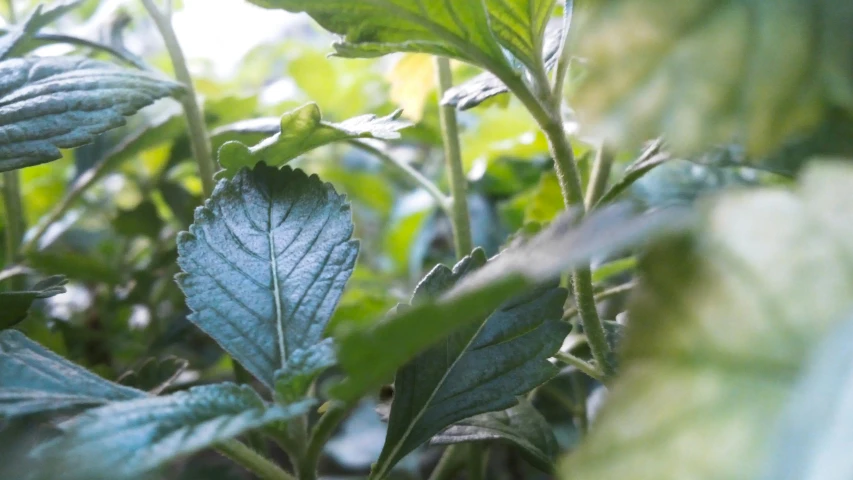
216;440;296;480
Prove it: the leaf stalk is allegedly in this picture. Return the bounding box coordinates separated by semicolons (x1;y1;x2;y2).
216;440;296;480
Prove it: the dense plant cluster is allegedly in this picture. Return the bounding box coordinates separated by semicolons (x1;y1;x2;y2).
1;0;852;479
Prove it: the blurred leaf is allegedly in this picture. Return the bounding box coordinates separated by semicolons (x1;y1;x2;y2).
117;356;188;395
32;383;313;480
333;204;691;402
759;317;853;480
0;1;85;59
630;159;758;208
27;248;120;284
461;101;549;172
757;109;853;176
177;165;358;389
112;200;163;239
387;53;436;122
374;248;567;477
217;104;411;175
594;139;668;207
159;180;200;226
591;257;636;283
560;162;853;480
0;275;66;329
432;399;558;472
0;330;144;420
572;0;853;156
0;57;183;171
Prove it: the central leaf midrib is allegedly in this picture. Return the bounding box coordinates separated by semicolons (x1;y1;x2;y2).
268;197;286;368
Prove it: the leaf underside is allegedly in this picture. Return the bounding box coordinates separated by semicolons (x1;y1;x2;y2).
561;162;853;480
32;383;313;480
0;330;145;420
0;56;183;172
177;164;358;389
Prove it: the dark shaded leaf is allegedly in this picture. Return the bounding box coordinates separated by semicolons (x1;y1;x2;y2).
112;200;163;239
0;275;66;329
177;164;358;389
0;57;183;171
32;383;313;480
117;356;189;395
432;399;557;472
0;330;144;419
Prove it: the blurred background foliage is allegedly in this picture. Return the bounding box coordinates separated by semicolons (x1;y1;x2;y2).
0;0;799;478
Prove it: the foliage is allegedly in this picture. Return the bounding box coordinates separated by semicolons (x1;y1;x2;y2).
0;0;851;479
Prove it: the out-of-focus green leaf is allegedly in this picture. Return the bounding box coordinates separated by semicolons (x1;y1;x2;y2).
117;356;188;395
387;53;436;122
217;104;411;175
560;162;853;480
112;200;163;239
0;330;144;420
759;317;853;480
177;164;358;389
432;399;558;472
591;257;636;283
0;57;182;171
461;101;549;172
274;338;336;403
0;1;85;59
572;0;853;156
0;276;66;329
31;383;313;480
26;248;121;284
333;204;691;402
630;159;758;208
374;248;566;477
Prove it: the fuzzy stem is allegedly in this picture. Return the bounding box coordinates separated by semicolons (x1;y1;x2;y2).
435;57;473;259
216;440;296;480
585;143;614;209
297;402;350;480
555;351;605;383
141;0;216;198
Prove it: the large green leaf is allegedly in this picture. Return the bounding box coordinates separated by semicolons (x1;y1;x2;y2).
248;0;510;73
759;317;853;480
572;0;853;156
0;330;144;419
31;383;313;480
0;57;183;171
432;399;558;472
177;164;358;390
372;249;567;477
560;162;853;480
216;103;411;175
484;0;553;73
0;275;67;329
332;204;690;402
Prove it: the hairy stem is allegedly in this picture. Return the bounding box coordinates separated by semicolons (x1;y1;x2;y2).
141;0;216;198
435;57;473;259
555;351;604;383
297;402;350;480
500;72;616;378
585;143;614;209
563;281;635;322
349;140;452;215
217;440;296;480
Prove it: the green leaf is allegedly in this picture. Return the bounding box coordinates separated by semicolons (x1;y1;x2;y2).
177;164;358;389
559;162;853;480
572;0;853;156
0;1;85;59
0;275;67;329
333;204;690;403
432;399;557;472
0;56;183;172
0;330;144;419
443;25;562;110
117;356;189;395
112;200;164;239
217;103;411;175
373;249;567;477
484;0;554;73
32;383;313;480
248;0;509;73
759;317;853;480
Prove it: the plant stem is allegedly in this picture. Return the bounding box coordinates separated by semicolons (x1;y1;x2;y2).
141;0;216;198
427;446;463;480
216;440;296;480
552;0;575;96
434;57;473;259
499;72;616;378
555;351;605;382
349;140;452;215
585;143;613;209
466;443;488;480
562;281;635;321
2;171;23;266
5;0;15;23
297;402;349;480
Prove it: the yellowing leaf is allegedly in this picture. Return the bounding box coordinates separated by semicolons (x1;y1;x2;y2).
387;54;435;122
